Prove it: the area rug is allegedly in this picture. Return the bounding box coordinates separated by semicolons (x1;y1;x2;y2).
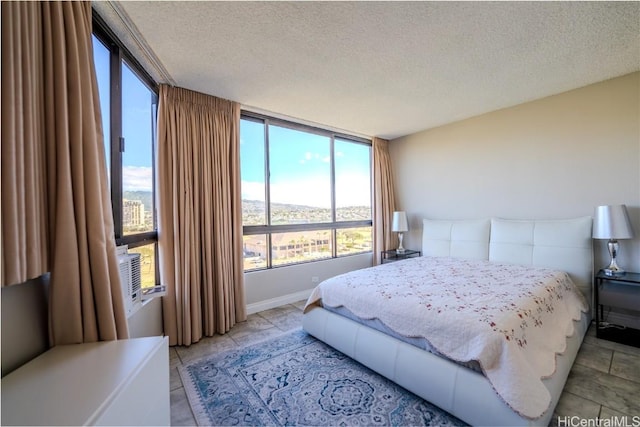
179;329;467;426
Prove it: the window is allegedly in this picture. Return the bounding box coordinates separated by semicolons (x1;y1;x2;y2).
240;114;372;271
92;17;159;288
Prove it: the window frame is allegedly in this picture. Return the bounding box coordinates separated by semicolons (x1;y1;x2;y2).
241;111;373;271
93;12;160;285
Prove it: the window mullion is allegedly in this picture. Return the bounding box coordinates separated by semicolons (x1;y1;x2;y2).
264;119;272;268
266;233;272;269
264;119;271;228
330;135;337;257
110;46;123;239
330;135;336;223
151;94;158;231
331;229;337;258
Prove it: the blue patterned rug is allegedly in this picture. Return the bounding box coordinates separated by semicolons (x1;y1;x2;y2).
179;329;466;426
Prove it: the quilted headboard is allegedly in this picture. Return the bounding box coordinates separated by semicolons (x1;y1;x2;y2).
422;219;491;260
422;216;593;305
489;217;593;303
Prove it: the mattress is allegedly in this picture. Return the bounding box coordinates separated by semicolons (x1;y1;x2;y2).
322;304;483;372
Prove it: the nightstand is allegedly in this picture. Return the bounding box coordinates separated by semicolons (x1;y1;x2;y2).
594;270;640;348
381;249;421;264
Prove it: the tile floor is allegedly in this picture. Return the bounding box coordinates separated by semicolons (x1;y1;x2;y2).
169;301;640;426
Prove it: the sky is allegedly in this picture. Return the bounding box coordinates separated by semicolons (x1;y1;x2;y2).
93;35;154;193
121;63;154;192
240;120;371;209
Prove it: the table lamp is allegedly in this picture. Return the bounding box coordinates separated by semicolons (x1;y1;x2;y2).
593;204;635;276
392;211;408;253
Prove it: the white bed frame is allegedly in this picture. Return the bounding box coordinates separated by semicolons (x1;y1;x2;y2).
303;217;593;426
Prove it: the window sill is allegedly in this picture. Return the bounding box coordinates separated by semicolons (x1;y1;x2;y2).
141;284;166;301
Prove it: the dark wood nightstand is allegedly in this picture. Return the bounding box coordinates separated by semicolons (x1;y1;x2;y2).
594;270;640;348
381;249;421;264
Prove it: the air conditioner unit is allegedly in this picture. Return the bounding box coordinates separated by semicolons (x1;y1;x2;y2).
116;245;142;317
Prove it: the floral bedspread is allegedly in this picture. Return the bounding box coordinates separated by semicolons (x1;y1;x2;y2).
304;256;588;419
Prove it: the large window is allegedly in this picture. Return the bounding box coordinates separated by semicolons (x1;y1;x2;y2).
241;114;372;271
92;17;159;288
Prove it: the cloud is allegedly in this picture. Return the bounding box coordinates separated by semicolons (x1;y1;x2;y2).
271;178;332;208
243;179;329;207
244;174;371;209
121;168;370;207
123;166;153;191
335;172;371;207
242;180;266;202
301;152;330;164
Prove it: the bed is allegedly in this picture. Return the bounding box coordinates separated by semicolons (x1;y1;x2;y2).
302;217;593;426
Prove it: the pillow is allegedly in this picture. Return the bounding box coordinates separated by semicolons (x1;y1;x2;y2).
422;218;491;260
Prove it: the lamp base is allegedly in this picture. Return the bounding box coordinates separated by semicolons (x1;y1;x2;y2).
603;239;626;276
396;232;405;253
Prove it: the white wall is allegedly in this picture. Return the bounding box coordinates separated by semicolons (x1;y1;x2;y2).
1;275;50;376
1;276;163;376
244;253;373;312
128;297;163;338
389;72;640;274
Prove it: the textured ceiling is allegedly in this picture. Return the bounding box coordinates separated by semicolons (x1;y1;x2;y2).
95;1;640;140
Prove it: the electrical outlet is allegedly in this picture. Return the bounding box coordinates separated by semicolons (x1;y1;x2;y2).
311;276;320;283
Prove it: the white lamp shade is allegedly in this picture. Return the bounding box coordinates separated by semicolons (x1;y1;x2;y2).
392;211;408;232
593;204;635;239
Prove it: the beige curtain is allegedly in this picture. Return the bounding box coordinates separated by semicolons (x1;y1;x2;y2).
157;85;246;346
372;137;397;264
1;1;129;345
1;1;49;287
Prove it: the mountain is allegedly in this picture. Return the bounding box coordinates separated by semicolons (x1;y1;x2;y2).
117;195;370;223
242;199;371;224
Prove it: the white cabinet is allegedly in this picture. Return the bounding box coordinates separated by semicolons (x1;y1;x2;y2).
1;336;169;426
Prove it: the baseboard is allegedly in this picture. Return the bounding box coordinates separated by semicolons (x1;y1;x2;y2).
246;289;314;315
